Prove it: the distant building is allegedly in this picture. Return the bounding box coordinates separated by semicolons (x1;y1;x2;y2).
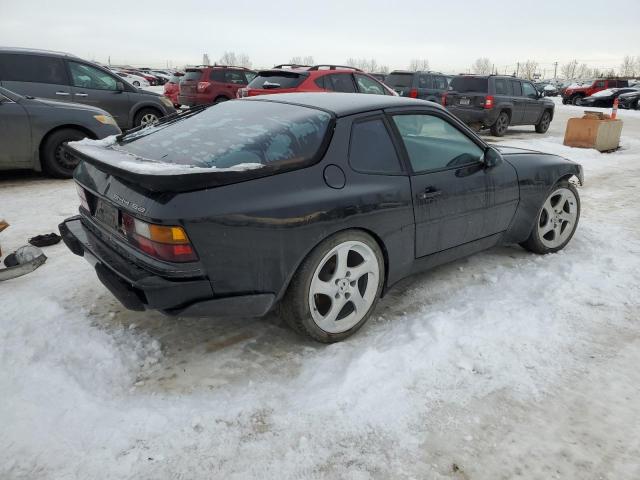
203;54;210;66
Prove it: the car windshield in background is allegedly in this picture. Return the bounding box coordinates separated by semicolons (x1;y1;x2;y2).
169;74;183;83
450;77;489;93
385;73;413;87
182;70;202;81
248;72;305;89
116;101;332;169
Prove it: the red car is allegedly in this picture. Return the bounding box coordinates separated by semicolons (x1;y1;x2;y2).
562;78;629;105
238;65;396;98
163;72;184;107
178;65;256;106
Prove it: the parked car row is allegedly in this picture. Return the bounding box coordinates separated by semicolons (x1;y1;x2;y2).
561;78;630;105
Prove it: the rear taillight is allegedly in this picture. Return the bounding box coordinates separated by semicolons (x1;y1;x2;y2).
237;88;248;98
484;95;495;109
197;82;210;93
121;213;198;263
441;93;447;106
409;88;418;98
76;183;89;211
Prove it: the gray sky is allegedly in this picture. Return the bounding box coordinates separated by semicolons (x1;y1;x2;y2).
1;0;638;73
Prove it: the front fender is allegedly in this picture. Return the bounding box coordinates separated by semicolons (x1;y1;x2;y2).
502;153;583;243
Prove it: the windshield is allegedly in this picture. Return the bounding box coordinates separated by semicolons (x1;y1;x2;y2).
450;77;488;93
385;73;413;88
116;100;332;170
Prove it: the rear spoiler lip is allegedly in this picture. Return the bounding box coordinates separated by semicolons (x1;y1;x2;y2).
65;143;278;193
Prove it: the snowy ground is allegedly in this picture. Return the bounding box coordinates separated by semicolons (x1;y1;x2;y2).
1;102;640;479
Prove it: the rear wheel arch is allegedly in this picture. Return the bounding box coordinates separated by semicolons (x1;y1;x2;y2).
277;226;391;302
214;95;230;104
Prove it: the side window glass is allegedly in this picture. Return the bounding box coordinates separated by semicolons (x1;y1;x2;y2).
0;54;68;85
69;62;117;90
596;81;605;88
354;74;385;95
434;76;447;90
314;75;326;89
510;80;522;96
522;82;537;98
418;74;432;89
324;74;356;93
350;119;402;174
244;71;256;83
225;70;247;85
494;78;508;95
210;70;225;82
392;114;483;172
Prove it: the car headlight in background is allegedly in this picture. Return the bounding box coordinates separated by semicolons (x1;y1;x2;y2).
160;96;173;108
93;114;118;126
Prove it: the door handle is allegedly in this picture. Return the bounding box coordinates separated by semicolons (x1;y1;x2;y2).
55;91;70;96
417;187;441;200
75;93;88;97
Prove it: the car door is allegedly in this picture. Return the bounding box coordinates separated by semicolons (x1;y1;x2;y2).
521;81;543;123
0;53;72;101
0;93;31;168
509;79;526;124
67;60;131;127
389;111;518;257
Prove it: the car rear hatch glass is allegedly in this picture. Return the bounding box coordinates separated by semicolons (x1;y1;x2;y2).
247;71;306;91
385;72;414;95
447;77;489;106
179;69;202;95
67;100;334;192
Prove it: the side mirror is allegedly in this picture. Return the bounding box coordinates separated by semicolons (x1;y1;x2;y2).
483;146;501;168
116;81;125;92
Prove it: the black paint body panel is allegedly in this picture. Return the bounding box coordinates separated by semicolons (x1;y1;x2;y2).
62;94;583;316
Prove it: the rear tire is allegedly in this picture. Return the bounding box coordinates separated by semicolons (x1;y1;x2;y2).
535;110;552;133
213;96;229;104
280;230;385;343
571;95;583;106
490;111;509;137
41;128;88;178
133;107;161;128
520;180;580;254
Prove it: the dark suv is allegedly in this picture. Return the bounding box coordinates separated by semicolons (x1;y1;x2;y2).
445;75;554;136
178;65;256;106
0;48;176;130
384;70;449;103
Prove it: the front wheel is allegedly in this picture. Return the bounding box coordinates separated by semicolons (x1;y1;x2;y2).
41;128;88;178
280;231;385;343
490;111;509;137
520;181;580;254
571;95;583;106
535;110;552;133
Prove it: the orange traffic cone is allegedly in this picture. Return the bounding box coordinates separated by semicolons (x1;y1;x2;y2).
611;97;619;119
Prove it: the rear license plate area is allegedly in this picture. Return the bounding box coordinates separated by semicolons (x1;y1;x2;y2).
459;97;470;105
94;199;119;230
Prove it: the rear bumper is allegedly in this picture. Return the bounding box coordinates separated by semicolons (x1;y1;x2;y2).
59;216;275;317
447;106;498;126
177;94;213;107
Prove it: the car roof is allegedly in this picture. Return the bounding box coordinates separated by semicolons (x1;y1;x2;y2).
0;46;79;58
244;92;440;117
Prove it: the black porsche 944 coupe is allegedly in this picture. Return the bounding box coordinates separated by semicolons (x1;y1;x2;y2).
60;93;583;342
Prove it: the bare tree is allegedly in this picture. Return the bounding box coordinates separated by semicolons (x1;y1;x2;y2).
521;60;539;80
472;57;492;75
218;51;252;68
408;58;429;71
576;63;593;79
620;55;637;77
345;57;384;72
561;60;578;80
289;56;314;66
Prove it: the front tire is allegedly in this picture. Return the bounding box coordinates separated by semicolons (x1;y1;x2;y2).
571;95;583;106
535;110;552;133
520;181;580;254
134;108;161;128
490;111;509;137
280;230;385;343
41;128;88;178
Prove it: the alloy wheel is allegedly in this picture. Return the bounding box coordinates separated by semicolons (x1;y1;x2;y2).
308;240;380;334
140;113;159;126
54;143;79;170
537;187;578;249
